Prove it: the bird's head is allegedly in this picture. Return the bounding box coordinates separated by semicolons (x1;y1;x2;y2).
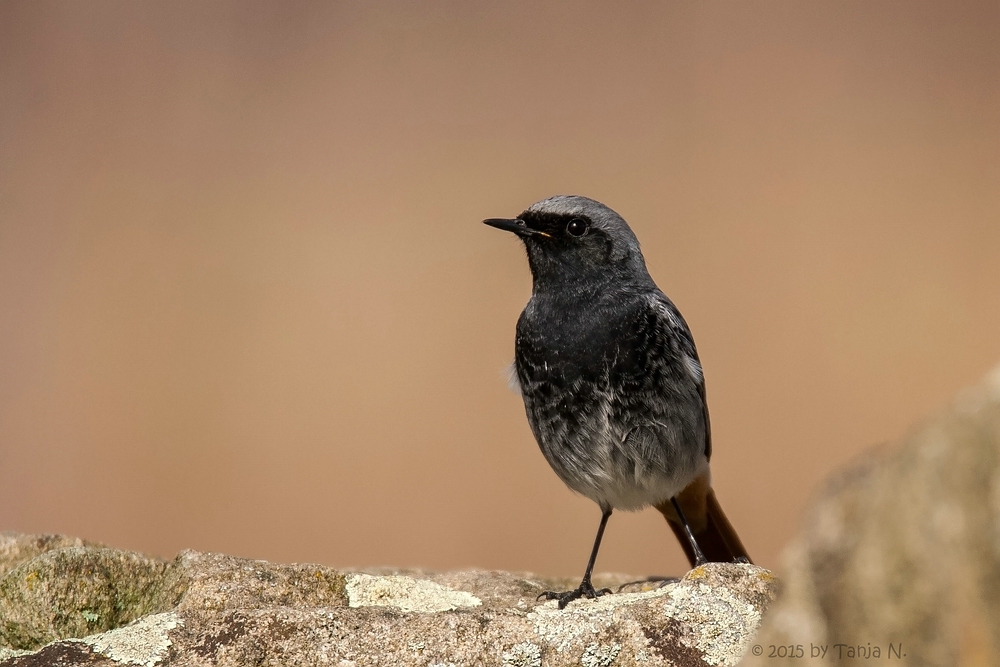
484;195;652;294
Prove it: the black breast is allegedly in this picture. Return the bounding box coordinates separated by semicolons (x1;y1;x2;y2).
514;290;709;459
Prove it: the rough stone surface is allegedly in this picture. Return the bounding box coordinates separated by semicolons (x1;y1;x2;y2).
0;533;776;666
169;551;347;614
0;546;180;650
742;364;1000;667
0;534;105;579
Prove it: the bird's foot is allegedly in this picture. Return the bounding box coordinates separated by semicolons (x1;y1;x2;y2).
537;581;612;609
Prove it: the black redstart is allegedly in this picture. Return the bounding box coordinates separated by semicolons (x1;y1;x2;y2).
485;195;750;608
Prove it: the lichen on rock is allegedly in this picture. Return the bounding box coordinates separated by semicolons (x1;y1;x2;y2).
0;544;181;650
77;612;182;667
0;533;777;666
344;573;482;612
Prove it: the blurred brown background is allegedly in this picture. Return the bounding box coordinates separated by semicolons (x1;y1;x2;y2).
1;1;997;577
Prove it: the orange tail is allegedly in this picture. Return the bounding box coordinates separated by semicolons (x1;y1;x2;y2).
656;474;752;567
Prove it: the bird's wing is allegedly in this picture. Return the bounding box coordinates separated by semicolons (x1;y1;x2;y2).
644;292;712;461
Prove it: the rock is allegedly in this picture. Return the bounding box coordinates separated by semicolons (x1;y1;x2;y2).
0;546;179;650
0;533;777;666
742;364;1000;667
0;534;105;578
170;551;347;614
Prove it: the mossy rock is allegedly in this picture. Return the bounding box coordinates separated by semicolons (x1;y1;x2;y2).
0;547;184;650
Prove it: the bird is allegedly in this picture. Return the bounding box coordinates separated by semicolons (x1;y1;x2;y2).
484;195;750;608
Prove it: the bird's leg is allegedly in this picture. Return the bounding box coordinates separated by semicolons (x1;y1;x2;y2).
538;508;614;609
670;496;708;567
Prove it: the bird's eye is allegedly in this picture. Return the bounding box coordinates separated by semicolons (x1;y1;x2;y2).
566;218;588;237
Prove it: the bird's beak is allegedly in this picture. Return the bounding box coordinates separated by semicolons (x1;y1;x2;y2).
483;218;550;238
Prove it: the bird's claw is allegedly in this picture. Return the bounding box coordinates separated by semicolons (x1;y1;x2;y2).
537;583;613;609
